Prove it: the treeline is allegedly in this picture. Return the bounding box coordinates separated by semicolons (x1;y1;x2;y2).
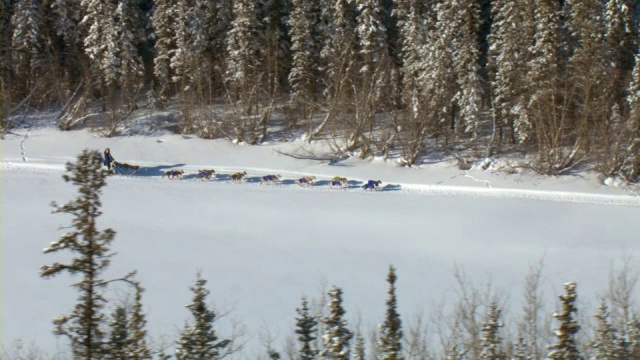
1;0;640;181
14;149;639;360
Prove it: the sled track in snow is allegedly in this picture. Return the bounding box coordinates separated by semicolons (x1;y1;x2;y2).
2;160;640;207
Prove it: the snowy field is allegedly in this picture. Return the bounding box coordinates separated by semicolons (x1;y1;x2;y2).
2;126;640;357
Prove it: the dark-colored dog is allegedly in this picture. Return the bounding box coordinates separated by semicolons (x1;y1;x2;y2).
163;169;184;179
261;174;281;184
362;180;382;190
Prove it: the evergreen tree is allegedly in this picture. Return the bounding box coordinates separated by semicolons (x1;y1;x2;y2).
10;0;42;94
81;0;117;101
259;0;291;96
479;303;505;360
320;286;353;359
106;307;130;360
422;0;457;139
126;286;152;360
511;335;530;360
169;0;192;88
319;0;357;99
355;0;388;81
175;273;231;360
51;0;82;49
378;265;403;360
446;342;466;360
151;0;177;105
488;0;535;145
393;0;427;105
453;0;483;139
605;0;637;106
590;300;625;359
288;0;316;109
114;0;145;106
626;51;640;181
546;282;583;360
353;333;366;360
40;149;116;359
527;0;562;122
628;316;640;359
225;0;262;103
296;297;319;360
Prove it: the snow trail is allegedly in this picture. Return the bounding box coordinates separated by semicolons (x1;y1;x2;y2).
2;159;639;207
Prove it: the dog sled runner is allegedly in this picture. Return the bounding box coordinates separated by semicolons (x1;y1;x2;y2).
112;161;140;175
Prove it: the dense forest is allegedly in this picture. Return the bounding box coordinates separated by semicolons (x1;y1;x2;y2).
1;0;639;181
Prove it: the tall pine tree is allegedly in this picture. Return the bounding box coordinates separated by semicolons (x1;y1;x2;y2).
546;282;583;360
40;149;116;359
320;286;353;359
378;265;403;360
175;273;231;360
296;296;318;360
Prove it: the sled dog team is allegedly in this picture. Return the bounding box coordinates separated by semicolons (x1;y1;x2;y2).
160;168;382;190
105;148;382;190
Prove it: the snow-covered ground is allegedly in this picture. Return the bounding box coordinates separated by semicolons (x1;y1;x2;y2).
2;125;640;357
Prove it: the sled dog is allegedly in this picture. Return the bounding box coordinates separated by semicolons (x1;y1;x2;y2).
296;176;316;186
163;169;184;179
261;174;281;183
196;169;215;181
229;171;247;182
362;180;382;190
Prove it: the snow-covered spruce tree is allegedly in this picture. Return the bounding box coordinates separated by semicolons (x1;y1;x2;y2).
259;0;291;97
224;0;265;143
296;296;319;360
422;1;457;144
479;303;505;360
288;0;316;114
175;273;231;360
225;0;262;104
446;342;466;360
546;282;583;360
625;51;640;182
353;333;365;360
452;0;483;140
488;0;535;146
306;0;357;140
105;284;151;360
378;265;403;360
40;149;124;359
511;336;529;360
171;0;219;98
319;0;356;99
81;0;117;110
127;285;152;360
590;300;624;360
355;0;389;92
51;0;82;52
10;0;42;96
347;0;392;158
320;286;353;359
527;0;576;175
151;0;177;106
392;0;431;166
628;316;640;359
106;307;130;360
605;0;637;107
114;0;145;108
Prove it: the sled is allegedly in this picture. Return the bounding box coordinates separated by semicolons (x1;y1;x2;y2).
112;161;140;175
